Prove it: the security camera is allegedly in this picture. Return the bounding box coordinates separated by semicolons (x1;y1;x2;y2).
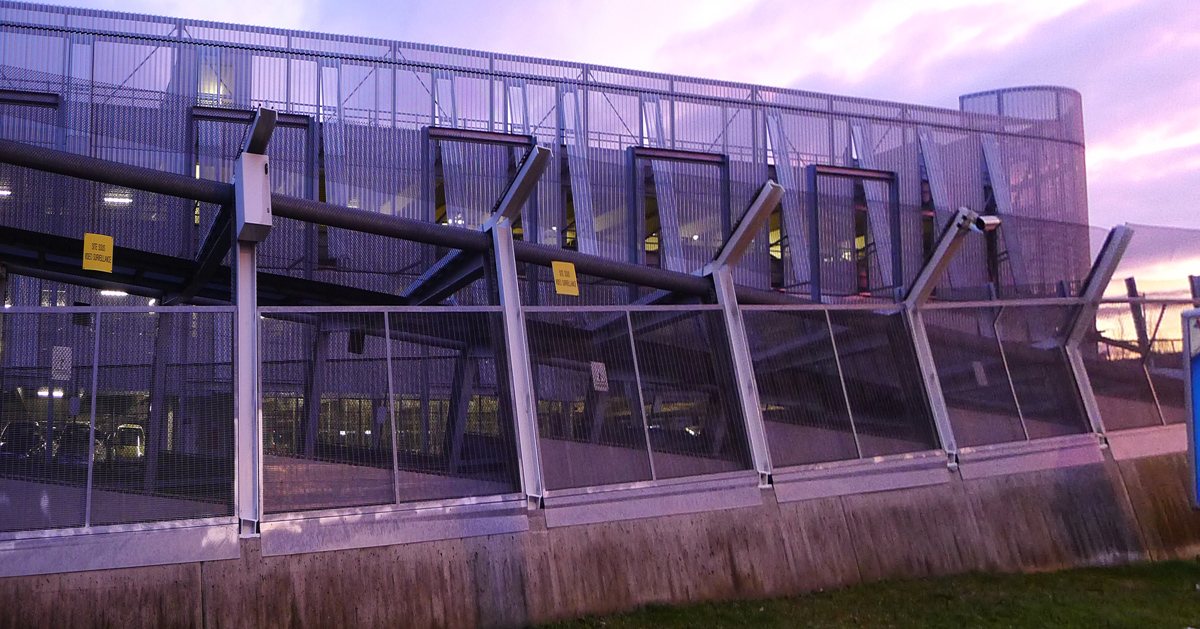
972;215;1001;233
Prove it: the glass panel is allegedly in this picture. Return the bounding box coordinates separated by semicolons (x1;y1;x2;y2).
526;311;652;491
261;312;395;513
629;310;750;479
91;311;234;526
387;311;520;502
743;309;857;467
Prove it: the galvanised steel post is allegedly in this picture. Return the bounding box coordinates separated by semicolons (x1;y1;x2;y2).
491;223;545;505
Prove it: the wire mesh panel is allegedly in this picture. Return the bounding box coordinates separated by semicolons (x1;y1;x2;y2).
742;308;857;466
385;309;520;502
526;310;652;491
628;308;750;479
90;310;234;526
0;311;93;533
993;305;1088;439
261;311;396;513
1144;302;1189;425
1080;302;1163;431
827;309;938;456
923;307;1025;447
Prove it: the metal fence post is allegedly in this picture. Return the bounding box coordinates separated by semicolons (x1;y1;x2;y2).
83;310;101;528
905;306;957;455
711;267;772;481
234;241;261;534
491;224;545;505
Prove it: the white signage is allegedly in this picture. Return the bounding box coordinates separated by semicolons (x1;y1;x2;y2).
590;361;609;392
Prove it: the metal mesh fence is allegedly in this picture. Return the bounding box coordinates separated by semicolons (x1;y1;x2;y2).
260;311;396;513
923;306;1024;446
743;306;937;468
386;309;520;502
0;7;1091;306
528;305;751;489
629;308;751;479
923;304;1088;447
0;307;233;534
527;310;653;491
90;310;234;526
261;307;519;513
1080;302;1164;431
994;305;1088;439
743;308;856;466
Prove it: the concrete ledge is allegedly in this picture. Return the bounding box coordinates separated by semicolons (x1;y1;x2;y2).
957;433;1103;480
772;450;950;502
259;494;529;557
0;517;238;577
542;470;762;528
1107;423;1186;460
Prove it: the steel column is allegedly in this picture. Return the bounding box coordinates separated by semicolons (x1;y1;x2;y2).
1065;225;1134;434
490;223;544;504
711;267;772;480
234;239;261;534
905;307;957;455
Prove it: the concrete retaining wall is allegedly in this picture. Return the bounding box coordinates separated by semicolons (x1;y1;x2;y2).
2;449;1199;629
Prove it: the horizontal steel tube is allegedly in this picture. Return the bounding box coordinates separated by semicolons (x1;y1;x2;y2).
0;138;234;205
0;138;804;302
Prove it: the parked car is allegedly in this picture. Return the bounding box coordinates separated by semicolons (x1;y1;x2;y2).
0;421;49;463
54;423;107;468
108;424;145;463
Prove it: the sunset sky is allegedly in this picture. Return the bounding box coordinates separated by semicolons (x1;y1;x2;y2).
34;0;1200;232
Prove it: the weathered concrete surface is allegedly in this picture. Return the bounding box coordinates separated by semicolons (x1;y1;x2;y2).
1116;452;1200;560
1;451;1196;629
0;562;202;629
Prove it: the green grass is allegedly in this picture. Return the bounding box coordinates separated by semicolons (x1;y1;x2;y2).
539;561;1200;628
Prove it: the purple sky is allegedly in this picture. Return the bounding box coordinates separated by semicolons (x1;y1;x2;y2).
39;0;1200;230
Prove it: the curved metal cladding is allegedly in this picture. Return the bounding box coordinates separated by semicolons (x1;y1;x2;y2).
0;1;1089;303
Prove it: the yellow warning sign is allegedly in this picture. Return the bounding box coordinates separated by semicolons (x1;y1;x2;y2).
552;261;579;296
82;233;114;273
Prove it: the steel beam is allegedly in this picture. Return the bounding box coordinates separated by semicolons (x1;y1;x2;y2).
905;207;993;308
233;239;260;535
1066;225;1133;345
901;207;994;456
232;135;274;535
444;350;478;474
301;329;330;457
490;222;545;504
0;137;796;302
482;145;552;231
165;203;234;305
402;145;550;304
143;312;173;492
1063;225;1134;434
906;307;957;455
710;266;772;480
701;182;784;276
